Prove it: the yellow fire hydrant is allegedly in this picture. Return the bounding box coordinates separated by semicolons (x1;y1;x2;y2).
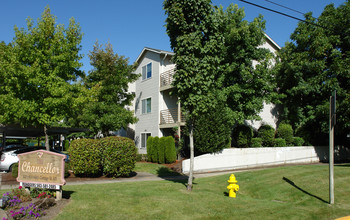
227;174;239;198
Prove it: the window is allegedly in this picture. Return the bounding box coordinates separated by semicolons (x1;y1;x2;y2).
141;133;151;148
142;63;152;80
142;97;151;114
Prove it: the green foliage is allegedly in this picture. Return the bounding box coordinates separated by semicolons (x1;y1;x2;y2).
0;7;85;150
136;154;147;162
275;1;350;146
165;136;177;164
146;136;153;162
70;42;139;137
100;136;137;177
152;137;160;163
158;137;166;164
11;163;18;178
251;138;263;148
276;123;294;146
257;124;275;147
274;138;286;147
68;139;102;177
232;124;253;148
193;102;233;154
293;137;305;146
65;162;70;178
64;140;70;151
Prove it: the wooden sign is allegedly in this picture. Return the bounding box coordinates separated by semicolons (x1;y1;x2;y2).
17;150;66;186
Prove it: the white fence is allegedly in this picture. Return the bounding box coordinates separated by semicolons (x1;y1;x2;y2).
182;146;350;173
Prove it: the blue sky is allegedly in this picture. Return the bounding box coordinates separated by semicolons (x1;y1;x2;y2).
0;0;344;73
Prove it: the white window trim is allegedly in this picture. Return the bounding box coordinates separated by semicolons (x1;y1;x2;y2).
140;132;152;149
141;97;152;114
141;62;152;81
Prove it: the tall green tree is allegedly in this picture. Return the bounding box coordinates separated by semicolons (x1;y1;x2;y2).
164;0;274;190
276;1;350;145
0;7;84;150
74;42;139;137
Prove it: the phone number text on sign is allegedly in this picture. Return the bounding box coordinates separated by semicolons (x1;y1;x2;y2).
21;182;60;190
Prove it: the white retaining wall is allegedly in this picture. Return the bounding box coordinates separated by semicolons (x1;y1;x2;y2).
182;146;350;173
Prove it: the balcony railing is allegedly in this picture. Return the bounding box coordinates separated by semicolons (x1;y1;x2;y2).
160;68;175;88
160;108;185;125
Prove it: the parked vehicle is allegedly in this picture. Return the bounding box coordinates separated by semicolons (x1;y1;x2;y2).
0;144;27;152
0;146;69;172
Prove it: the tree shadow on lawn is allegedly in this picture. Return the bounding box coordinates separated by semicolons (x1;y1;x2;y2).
62;190;75;199
282;177;328;203
157;167;196;187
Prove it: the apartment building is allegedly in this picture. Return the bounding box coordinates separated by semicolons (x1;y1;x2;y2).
131;34;280;154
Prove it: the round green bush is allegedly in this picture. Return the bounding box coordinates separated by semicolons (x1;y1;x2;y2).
274;138;287;147
276;123;294;145
68;139;102;177
257;124;275;147
146;136;153;162
100;136;137;177
232;124;253;148
251;138;263;148
165;136;177;164
293;137;305;146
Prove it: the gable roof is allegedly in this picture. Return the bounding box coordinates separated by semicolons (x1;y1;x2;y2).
135;47;174;65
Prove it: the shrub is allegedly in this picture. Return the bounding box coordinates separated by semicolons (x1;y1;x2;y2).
136;154;147;162
165;136;177;163
146;136;153;162
276;123;294;145
274;138;286;147
11;163;18;178
64;140;70;151
251;138;263;148
152;137;160;163
232;124;253;148
257;124;275;147
64;162;70;178
193;106;232;154
293;137;305;146
158;137;166;164
68;139;102;177
100;136;137;177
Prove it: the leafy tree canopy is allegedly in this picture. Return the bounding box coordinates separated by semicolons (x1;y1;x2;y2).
0;6;84;149
71;42;139;137
276;1;350;145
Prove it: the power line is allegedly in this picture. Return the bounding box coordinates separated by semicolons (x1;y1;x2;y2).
263;0;306;16
238;0;327;30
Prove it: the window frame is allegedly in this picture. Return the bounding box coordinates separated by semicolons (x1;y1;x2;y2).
142;62;152;81
141;132;151;149
141;97;151;114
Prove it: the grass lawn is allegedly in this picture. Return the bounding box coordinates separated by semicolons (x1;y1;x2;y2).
2;163;350;219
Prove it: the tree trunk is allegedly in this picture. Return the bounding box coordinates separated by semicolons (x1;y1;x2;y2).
187;122;194;191
44;124;50;151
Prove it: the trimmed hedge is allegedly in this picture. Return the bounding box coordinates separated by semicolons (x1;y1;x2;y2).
146;136;153;162
251;138;263;148
100;136;137;177
165;136;177;163
69;139;102;177
258;124;275;147
69;136;137;177
233;124;253;148
158;137;166;164
11;163;18;178
274;138;286;147
152;137;160;163
277;123;294;145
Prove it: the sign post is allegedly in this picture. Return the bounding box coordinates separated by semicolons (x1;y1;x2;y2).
329;90;336;205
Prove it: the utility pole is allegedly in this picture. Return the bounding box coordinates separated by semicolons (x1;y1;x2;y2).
329;90;336;205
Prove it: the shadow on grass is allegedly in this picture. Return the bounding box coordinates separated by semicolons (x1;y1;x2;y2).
63;190;75;199
335;163;350;167
282;177;328;203
156;167;197;188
